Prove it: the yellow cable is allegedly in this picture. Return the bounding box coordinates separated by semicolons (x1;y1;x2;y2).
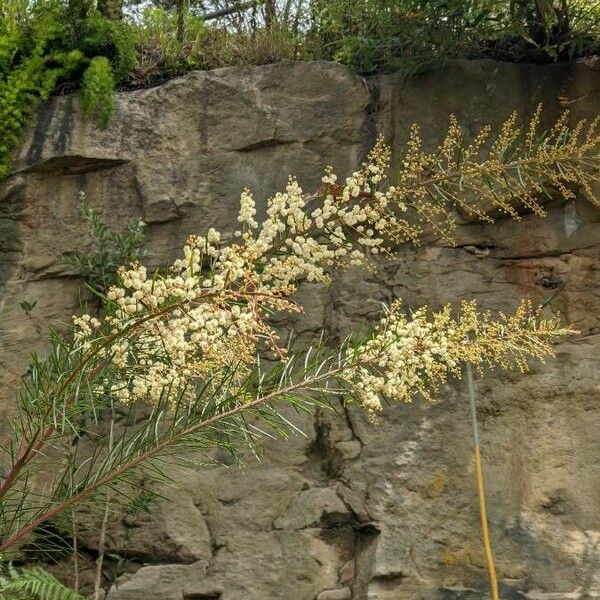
474;444;499;600
467;363;500;600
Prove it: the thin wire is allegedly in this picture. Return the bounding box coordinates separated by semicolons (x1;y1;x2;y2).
466;362;500;600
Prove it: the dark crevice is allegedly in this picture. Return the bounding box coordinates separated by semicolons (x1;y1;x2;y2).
21;155;129;175
448;241;600;261
305;412;341;480
0;177;25;298
26;97;57;165
306;402;366;483
318;514;380;585
351;521;382;600
536;275;563;289
235;138;294;152
342;403;364;449
371;571;406;583
360;77;380;160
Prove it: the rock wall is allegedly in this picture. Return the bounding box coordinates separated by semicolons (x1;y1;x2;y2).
1;59;600;599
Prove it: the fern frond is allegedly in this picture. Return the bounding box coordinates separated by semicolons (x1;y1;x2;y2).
81;56;115;128
1;565;84;600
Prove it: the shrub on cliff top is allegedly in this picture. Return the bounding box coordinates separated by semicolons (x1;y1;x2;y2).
1;0;600;180
310;0;600;73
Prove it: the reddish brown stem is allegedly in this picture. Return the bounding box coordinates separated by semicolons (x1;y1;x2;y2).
0;365;346;552
0;289;295;500
0;297;213;500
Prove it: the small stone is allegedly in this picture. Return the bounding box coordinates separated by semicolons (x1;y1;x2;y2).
339;560;355;584
336;440;361;460
273;487;348;530
317;587;352;600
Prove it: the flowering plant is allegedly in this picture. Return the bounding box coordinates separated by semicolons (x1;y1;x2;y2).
0;108;597;559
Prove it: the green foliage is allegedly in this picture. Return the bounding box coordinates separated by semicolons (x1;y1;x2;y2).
309;0;449;74
76;10;136;78
0;0;135;179
81;56;115;127
0;563;84;600
97;0;124;21
1;0;600;180
131;6;207;79
18;300;37;315
128;0;600;80
310;0;600;73
0;1;80;178
489;0;600;59
66;195;146;292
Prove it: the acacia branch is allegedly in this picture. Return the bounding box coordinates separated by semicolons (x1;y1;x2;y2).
0;364;347;552
0;289;289;501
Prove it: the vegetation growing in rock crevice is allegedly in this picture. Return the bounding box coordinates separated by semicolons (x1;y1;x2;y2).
66;195;146;294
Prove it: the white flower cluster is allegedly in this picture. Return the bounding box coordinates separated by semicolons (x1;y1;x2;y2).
346;301;461;412
72;140;411;406
344;299;572;413
71;137;571;410
73;314;101;346
238;188;258;230
97;257;264;405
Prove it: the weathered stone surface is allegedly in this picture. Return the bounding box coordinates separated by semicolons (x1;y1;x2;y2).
106;562;211;600
273;486;350;530
106;481;214;563
1;59;600;599
317;587;352;600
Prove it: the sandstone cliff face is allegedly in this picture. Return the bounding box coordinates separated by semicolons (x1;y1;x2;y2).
1;59;600;599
